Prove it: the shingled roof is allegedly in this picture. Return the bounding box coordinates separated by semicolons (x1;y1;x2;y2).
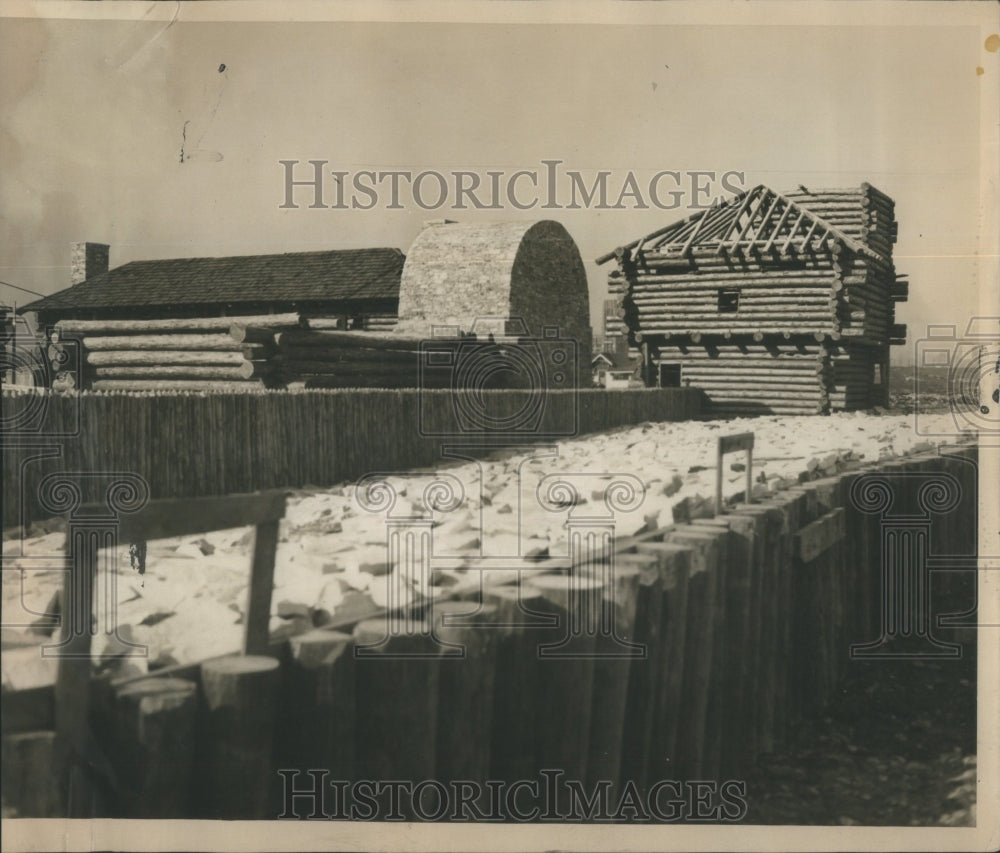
21;248;405;314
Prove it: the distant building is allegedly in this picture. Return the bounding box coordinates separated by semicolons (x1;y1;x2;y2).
591;350;636;388
1;304;46;387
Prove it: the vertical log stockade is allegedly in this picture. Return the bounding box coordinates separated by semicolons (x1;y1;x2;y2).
1;445;977;820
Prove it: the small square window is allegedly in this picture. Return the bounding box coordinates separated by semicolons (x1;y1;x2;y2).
717;289;740;313
659;363;682;387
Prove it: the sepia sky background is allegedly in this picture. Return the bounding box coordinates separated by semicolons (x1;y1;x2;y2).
1;5;996;363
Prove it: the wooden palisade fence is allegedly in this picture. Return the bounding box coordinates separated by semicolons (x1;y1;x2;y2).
1;442;978;819
1;387;703;532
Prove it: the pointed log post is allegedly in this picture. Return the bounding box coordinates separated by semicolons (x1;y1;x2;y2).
579;560;642;791
111;678;198;817
523;572;605;784
352;617;441;819
273;630;356;789
197;654;282;819
485;583;547;788
632;542;692;786
429;600;499;785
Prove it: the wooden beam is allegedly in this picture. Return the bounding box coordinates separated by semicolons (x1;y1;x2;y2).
244;519;280;656
768;205;799;254
108;491;287;542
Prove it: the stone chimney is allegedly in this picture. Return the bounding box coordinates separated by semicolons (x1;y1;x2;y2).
70;242;109;285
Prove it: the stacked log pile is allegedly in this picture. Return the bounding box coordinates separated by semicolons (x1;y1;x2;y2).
49;315;304;392
263;328;428;389
229;325;553;390
600;183;907;414
45;314;407;392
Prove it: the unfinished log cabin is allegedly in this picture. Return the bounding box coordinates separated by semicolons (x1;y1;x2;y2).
19;243;405;391
597;183;908;415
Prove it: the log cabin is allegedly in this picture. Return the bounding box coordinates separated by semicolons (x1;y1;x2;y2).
19;243;405;390
597;183;908;415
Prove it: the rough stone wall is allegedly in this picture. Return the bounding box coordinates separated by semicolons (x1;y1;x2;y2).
396;220;591;383
70;242;110;285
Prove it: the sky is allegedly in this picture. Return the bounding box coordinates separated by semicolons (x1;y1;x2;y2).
1;4;996;365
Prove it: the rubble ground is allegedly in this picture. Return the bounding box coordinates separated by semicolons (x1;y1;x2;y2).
2;411;966;679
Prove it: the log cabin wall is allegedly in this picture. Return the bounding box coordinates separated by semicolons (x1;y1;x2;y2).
600;183;906;416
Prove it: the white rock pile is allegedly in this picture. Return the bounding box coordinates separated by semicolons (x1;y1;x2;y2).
1;412;960;687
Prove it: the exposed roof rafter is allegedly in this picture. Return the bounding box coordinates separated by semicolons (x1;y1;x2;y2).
596;184;884;265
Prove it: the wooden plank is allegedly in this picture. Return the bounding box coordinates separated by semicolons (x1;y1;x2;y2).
109;491;286;542
719;432;755;454
244;519;280;656
793;507;846;563
53;527;100;817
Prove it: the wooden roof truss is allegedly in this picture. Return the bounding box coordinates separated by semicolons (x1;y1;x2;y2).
604;184;883;264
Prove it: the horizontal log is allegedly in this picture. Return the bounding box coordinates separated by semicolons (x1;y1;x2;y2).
302;374;448;389
90;380;264;392
86;350;250;367
633;272;837;285
301;317;347;331
689;381;823;392
680;369;823;380
630;279;846;292
657;362;823;373
82;334;242;351
229;325;279;345
275;329;427;352
707;401;824;413
632;299;836;311
637;309;836;320
274;346;421;364
647;326;837;335
703;392;827;404
55;313;303;336
655;343;821;353
278;360;420;378
93;364;264;380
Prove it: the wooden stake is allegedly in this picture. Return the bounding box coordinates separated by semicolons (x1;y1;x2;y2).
198;655;281;819
111;677;198;817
